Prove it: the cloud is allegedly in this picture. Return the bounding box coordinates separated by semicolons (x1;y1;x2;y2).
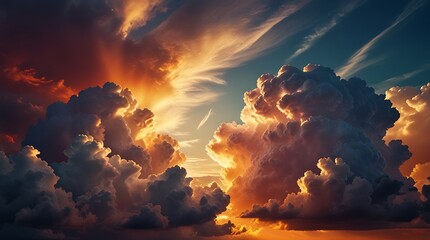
114;0;167;38
0;0;174;152
337;0;425;78
197;108;213;130
23;82;184;177
194;220;236;237
148;0;310;133
123;204;168;229
146;167;230;227
207;64;428;229
241;158;420;229
286;0;364;62
411;163;430;196
0;67;75;153
385;83;430;179
0;0;310;149
0;146;87;229
373;64;430;93
423;183;430;223
178;139;199;148
0;83;232;239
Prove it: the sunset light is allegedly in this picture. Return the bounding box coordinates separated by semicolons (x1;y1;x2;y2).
1;1;430;239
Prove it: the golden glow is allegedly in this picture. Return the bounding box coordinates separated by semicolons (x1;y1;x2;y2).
118;0;165;38
410;162;430;199
208;217;430;240
385;84;430;176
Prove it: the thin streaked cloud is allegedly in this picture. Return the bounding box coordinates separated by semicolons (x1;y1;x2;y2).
181;157;222;177
178;138;200;148
197;108;213;130
373;64;430;92
286;0;365;63
337;0;425;79
152;0;310;134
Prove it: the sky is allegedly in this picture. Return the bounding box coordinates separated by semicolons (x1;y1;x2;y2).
179;0;430;178
1;0;430;239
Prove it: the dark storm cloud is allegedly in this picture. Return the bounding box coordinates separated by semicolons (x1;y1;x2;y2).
0;68;74;153
193;220;236;237
207;64;429;229
241;158;421;229
0;0;115;149
23;82;184;177
0;84;232;239
146;168;230;227
0;146;85;228
422;184;430;223
123;204;168;229
0;0;118;88
0;0;179;153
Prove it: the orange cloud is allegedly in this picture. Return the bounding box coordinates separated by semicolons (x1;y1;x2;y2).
0;0;310;151
0;66;75;152
115;0;166;38
385;83;430;189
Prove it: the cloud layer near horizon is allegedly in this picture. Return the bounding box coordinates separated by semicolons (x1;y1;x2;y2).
0;83;233;239
207;64;430;229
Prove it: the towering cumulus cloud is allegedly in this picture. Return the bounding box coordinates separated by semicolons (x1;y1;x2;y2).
385;84;430;192
207;64;430;229
0;83;231;239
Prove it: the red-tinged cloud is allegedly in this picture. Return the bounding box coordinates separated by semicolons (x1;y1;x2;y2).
0;66;75;152
207;64;430;229
0;0;305;151
0;83;233;239
385;84;430;184
0;0;178;153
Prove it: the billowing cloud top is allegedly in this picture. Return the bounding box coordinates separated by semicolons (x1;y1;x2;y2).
0;83;232;239
207;64;430;229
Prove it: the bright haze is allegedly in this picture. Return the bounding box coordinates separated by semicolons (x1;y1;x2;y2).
1;1;430;239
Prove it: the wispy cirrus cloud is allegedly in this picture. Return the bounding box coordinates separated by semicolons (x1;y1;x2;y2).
149;0;311;134
373;64;430;92
337;0;425;79
178;138;200;148
197;108;213;130
180;157;222;177
286;0;365;63
0;0;311;149
115;0;167;38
